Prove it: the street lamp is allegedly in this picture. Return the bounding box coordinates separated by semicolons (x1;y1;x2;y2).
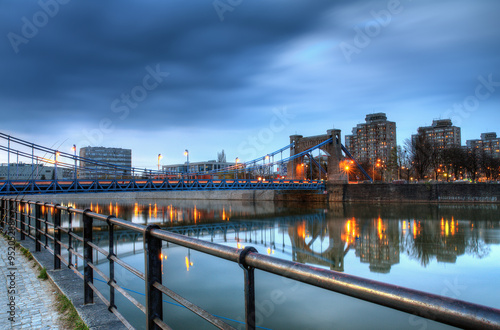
235;157;239;180
184;149;189;180
54;151;60;181
265;155;270;180
72;145;77;183
158;154;163;171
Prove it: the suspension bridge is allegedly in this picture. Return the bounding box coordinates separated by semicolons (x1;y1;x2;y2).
0;129;370;195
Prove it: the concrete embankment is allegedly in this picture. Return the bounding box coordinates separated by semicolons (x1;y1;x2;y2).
21;189;327;203
18;183;500;204
327;183;500;203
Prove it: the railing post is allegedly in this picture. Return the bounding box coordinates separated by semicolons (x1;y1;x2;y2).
67;208;73;269
9;200;15;235
107;216;116;312
83;209;94;304
53;204;61;269
35;202;41;252
20;200;25;240
0;198;4;229
44;203;49;248
238;247;258;330
144;225;163;329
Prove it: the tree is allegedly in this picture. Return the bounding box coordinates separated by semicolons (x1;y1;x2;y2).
386;146;400;181
217;150;226;163
465;150;480;182
405;132;432;181
442;147;466;180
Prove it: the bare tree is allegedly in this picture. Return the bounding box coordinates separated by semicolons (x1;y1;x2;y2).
217;149;226;163
405;132;432;180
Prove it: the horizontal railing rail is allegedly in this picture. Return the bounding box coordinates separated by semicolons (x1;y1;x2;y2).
1;197;499;330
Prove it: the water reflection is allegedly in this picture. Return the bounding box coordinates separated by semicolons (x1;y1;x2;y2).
56;199;500;275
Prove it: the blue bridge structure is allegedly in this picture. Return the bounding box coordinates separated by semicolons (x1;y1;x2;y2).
0;130;371;195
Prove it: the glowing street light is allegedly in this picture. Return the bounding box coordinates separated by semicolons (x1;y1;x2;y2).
184;149;189;180
158;153;163;171
54;151;60;181
235;157;239;180
72;145;77;183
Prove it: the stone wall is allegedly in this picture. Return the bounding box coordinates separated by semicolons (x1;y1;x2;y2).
327;183;500;203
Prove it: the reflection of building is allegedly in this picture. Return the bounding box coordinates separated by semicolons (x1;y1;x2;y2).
79;146;132;178
466;132;500;159
355;218;400;273
0;163;72;180
412;119;461;149
345;113;397;164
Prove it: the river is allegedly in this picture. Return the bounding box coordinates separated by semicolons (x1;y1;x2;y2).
49;199;500;329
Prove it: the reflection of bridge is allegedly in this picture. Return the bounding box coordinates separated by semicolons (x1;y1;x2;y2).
71;213;354;270
289;219;350;272
0;130;371;195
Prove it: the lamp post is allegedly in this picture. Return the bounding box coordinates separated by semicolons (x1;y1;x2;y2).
72;145;77;190
54;151;60;181
265;155;269;180
158;154;162;171
184;149;189;180
235;157;239;180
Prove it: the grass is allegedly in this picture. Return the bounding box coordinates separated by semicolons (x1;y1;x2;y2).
19;246;34;260
55;293;89;330
38;267;48;280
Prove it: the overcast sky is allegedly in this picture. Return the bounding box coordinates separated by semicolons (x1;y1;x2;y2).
1;0;499;168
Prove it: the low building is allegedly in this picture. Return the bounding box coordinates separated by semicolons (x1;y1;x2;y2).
0;163;72;180
163;160;236;176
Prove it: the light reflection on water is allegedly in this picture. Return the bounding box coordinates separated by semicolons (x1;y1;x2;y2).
53;199;499;329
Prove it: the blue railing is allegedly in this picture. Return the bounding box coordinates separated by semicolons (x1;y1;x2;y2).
0;178;326;195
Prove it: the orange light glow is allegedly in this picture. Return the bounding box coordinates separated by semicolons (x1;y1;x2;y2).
297;222;306;239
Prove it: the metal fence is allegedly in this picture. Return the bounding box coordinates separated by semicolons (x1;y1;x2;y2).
1;197;499;330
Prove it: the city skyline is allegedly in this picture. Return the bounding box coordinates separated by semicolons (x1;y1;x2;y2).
1;1;499;167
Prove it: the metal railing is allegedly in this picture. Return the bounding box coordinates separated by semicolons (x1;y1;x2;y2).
1;196;500;330
0;178;326;195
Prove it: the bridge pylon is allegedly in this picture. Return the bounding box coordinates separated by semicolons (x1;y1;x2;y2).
287;129;347;183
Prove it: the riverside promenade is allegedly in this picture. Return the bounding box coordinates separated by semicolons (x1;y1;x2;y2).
0;234;62;329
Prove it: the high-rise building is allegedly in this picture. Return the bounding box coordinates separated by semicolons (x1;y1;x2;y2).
466;132;500;159
412;119;461;149
345;113;397;164
79;147;132;178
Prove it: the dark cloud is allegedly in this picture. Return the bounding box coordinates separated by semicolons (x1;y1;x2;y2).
1;0;499;165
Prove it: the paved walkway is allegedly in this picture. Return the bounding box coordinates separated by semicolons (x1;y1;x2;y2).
0;234;62;329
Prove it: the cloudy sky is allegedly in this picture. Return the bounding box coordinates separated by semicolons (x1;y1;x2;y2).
1;0;499;168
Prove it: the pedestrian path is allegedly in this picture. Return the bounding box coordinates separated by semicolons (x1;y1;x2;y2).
0;234;62;329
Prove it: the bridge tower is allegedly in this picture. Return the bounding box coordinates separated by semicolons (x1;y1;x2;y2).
287;129;347;183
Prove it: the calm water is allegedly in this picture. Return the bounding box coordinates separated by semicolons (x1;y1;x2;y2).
53;199;500;330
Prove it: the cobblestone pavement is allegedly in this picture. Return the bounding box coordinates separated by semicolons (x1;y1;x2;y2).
0;234;63;329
